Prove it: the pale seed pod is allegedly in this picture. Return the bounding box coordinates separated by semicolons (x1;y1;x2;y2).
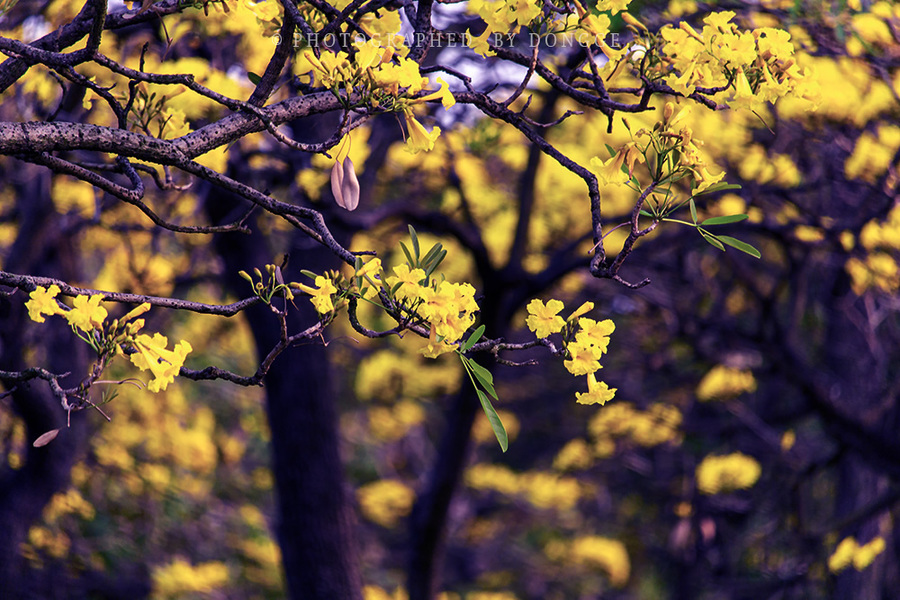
339;157;360;211
331;159;346;208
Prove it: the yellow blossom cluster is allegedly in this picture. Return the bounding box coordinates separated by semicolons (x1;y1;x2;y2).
465;463;583;511
695;364;757;401
293;255;480;358
592;103;725;193
828;536;886;573
544;535;631;587
695;452;761;494
356;479;416;528
552;438;594;471
25;287;192;393
466;0;543;56
42;488;96;523
588;402;682;453
151;558;230;598
570;536;631;587
465;0;631;58
652;11;816;111
354;349;461;402
294;39;455;153
383;263;480;358
366;401;426;442
846;253;900;295
844;124;900;183
845;2;900;57
525;299;616;405
859;204;900;252
23;525;70;561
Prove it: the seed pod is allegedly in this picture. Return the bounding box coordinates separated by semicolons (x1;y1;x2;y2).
331;158;346;208
340;157;360;211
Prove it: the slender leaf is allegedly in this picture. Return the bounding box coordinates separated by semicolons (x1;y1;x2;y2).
605;143;616;157
300;269;318;280
701;214;749;226
354;255;363;270
469;360;497;399
424;250;447;279
477;390;508;452
689;197;697;224
408;224;420;260
462;324;486;353
639;209;654;218
699;230;726;251
420;243;443;269
718;235;762;258
692;182;742;196
248;72;262;85
399;241;415;267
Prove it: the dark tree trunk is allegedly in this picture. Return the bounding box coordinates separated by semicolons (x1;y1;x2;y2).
208;188;362;599
0;166;91;596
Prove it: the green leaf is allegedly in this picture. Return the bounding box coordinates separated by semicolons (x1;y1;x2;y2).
354;256;363;270
718;235;762;258
248;72;262;85
701;214;749;226
423;250;447;279
300;269;318;280
477;389;508;452
469;360;497;399
639;209;654;218
692;182;742;196
462;324;486;353
408;225;420;260
689;197;697;224
399;241;415;267
605;143;616;157
420;243;443;269
699;230;726;251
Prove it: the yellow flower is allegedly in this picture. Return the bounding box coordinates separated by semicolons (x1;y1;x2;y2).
373;56;428;94
357;257;382;279
404;112;441;154
129;333;192;392
827;536;885;573
357;480;415;528
151;558;229;596
575;318;615;353
696;365;756;401
576;372;616;405
590;151;631;186
564;340;601;376
26;285;63;323
695;452;761;494
415;77;456;110
121;302;151;323
421;338;457;358
828;537;857;573
567;301;594;321
853;537;886;571
293;276;338;314
596;0;631;15
569;535;630;587
64;294;108;331
525;298;566;338
466;28;494;57
384;264;426;301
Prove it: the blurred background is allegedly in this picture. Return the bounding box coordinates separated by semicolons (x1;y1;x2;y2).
2;0;899;598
